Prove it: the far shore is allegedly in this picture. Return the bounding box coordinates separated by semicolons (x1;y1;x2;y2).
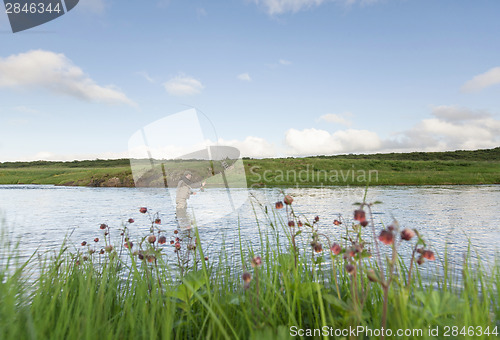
1;147;499;187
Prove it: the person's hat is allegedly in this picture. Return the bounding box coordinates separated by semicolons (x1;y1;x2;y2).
183;170;193;177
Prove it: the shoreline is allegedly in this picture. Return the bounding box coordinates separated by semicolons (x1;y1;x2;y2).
1;148;499;187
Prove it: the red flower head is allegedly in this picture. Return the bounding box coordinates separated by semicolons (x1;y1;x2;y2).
99;223;107;230
170;240;174;245
330;243;341;255
139;207;148;214
284;195;293;205
94;238;99;242
154;218;161;225
175;242;181;250
124;241;133;249
275;201;284;209
346;264;356;275
354;209;366;222
314;216;320;223
423;250;435;261
314;243;323;253
378;229;394;245
401;228;415;241
251;256;262;267
158;236;167;244
128;218;135;224
333;219;342;226
349;248;356;257
242;272;252;283
81;241;87;246
147;235;156;243
288;220;295;227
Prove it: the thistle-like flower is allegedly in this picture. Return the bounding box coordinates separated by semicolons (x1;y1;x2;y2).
330;243;341;255
401;228;415;241
251;256;262;267
378;229;394;245
354;209;366;222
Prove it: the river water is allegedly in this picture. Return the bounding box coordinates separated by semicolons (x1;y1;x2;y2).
0;185;499;275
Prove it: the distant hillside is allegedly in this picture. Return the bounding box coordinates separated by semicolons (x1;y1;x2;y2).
306;147;500;161
2;147;499;168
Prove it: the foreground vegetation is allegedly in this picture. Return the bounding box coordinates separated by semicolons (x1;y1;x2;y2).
1;194;499;339
0;147;499;187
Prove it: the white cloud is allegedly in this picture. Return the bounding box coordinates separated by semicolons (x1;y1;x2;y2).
0;50;135;106
8;105;499;161
389;106;500;151
164;74;204;96
285;128;382;155
461;67;500;93
286;106;500;156
253;0;325;14
431;105;490;122
279;59;292;65
237;73;252;81
319;113;352;126
218;136;276;158
78;0;106;14
253;0;379;14
137;71;155;83
9;136;276;162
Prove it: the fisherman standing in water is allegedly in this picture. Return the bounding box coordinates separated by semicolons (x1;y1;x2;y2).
176;171;205;227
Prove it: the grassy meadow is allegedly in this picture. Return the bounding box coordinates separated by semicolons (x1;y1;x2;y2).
0;147;499;187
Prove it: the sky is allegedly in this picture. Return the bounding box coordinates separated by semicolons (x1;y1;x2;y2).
0;0;499;161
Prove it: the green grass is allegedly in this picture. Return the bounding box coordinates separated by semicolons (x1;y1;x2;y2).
1;198;499;340
0;166;132;186
0;147;499;186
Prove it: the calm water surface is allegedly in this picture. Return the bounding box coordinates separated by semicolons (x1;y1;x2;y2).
0;185;499;273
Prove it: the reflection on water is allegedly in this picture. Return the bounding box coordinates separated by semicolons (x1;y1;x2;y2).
0;185;499;274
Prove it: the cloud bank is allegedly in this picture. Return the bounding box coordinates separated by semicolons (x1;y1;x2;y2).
285;106;500;156
6;106;498;161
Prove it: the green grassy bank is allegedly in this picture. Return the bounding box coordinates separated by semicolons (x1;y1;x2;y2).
0;147;499;187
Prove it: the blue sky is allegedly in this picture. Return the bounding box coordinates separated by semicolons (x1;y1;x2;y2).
0;0;499;161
